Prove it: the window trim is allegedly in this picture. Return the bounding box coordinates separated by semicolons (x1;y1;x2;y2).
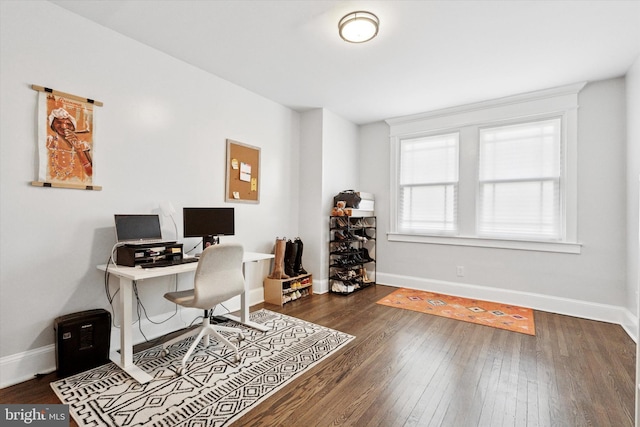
386;232;582;254
387;82;585;253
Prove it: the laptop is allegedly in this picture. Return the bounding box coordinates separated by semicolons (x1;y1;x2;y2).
114;214;175;246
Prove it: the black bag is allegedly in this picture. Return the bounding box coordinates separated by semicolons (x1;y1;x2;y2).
334;190;361;209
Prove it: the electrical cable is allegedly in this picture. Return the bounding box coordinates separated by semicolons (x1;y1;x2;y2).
132;276;181;342
103;253;120;328
105;249;214;344
185;239;203;255
188;315;204;328
104;241;126;327
109;242;125;270
104;242;203;342
218;303;232;317
169;214;178;241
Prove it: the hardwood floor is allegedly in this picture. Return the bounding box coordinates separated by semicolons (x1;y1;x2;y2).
0;285;635;426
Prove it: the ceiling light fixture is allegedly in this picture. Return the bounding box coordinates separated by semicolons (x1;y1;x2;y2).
338;11;379;43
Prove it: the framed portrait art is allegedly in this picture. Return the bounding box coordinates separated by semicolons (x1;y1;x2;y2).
31;84;103;191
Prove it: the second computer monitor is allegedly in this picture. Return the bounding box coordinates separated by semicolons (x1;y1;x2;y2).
183;207;235;250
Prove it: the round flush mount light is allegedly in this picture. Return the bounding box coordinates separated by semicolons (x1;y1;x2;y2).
338;11;379;43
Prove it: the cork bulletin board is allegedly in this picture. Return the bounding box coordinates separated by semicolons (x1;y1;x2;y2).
226;139;260;203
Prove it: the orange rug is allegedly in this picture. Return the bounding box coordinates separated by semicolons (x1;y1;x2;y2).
377;288;535;335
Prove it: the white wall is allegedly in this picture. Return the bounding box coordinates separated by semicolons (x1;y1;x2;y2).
299;109;325;290
322;109;360;204
0;1;302;384
1;0;635;390
627;55;640;427
360;78;631;327
299;108;359;293
322;110;359;291
627;56;640;319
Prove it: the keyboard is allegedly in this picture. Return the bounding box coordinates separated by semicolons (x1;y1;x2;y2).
140;257;199;268
122;240;177;247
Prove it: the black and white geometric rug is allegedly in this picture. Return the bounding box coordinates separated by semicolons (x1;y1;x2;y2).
51;310;354;426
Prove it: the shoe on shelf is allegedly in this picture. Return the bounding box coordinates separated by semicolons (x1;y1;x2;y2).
353;219;366;228
360;248;375;263
361;268;374;283
333;230;347;241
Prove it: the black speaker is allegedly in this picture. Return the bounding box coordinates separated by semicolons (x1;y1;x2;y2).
54;309;111;376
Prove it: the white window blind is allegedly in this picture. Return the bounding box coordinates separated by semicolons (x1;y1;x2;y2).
478;118;562;240
398;133;459;234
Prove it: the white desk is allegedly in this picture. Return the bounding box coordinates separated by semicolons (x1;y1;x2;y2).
96;251;274;384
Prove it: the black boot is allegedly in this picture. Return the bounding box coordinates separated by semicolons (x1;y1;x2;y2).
360;247;375;263
284;239;298;277
294;237;308;275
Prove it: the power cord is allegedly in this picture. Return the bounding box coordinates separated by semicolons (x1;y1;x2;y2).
132;276;180;343
103;242;127;327
218;303;232;317
104;244;181;335
103;248;221;344
103;253;120;328
168;214;178;241
109;242;125;270
185;239;203;255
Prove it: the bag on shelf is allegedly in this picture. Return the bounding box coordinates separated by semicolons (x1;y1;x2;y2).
333;190;361;209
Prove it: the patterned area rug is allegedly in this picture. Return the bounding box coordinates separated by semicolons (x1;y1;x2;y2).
377;288;535;335
51;309;354;426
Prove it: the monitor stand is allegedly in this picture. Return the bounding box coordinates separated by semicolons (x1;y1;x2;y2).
196;235;220;257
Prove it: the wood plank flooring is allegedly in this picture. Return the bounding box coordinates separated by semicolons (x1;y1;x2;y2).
0;284;635;426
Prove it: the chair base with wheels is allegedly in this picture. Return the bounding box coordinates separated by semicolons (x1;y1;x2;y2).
160;243;248;376
161;309;245;376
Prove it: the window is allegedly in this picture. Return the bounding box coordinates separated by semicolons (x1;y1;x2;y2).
398;133;459;234
387;83;584;253
478;118;562;240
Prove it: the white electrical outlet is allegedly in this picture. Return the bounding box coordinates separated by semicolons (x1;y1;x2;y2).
456;266;465;277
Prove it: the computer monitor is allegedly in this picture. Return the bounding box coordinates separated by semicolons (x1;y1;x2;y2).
183;207;235;250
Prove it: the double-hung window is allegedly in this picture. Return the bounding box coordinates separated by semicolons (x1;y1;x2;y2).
477;118;562;240
388;83;584;253
398;133;459;235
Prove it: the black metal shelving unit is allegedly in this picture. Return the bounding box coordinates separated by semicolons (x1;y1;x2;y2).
329;216;376;294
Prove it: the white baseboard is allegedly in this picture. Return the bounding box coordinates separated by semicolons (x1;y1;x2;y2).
0;344;57;389
2;276;635;389
313;278;329;294
0;290;265;389
376;272;638;343
621;308;638;343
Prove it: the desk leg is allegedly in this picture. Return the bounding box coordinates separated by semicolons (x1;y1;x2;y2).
110;277;153;384
223;261;269;332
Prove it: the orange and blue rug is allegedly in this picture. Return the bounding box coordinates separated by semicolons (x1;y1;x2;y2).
377;288;535;335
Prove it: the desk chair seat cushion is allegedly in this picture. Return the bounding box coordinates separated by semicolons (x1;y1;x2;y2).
164;289;195;306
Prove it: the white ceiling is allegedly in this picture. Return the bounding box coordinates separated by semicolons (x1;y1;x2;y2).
50;0;640;125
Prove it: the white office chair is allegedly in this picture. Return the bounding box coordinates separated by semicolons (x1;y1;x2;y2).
160;243;245;375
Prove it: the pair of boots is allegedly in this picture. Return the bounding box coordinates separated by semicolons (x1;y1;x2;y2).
268;237;308;279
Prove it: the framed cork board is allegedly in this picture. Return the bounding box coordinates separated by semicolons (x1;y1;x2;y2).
226;139;260;203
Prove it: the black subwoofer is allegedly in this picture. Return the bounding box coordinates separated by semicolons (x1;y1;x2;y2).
54;309;111;376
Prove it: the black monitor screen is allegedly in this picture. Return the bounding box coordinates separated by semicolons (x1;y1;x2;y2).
183;207;235;242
